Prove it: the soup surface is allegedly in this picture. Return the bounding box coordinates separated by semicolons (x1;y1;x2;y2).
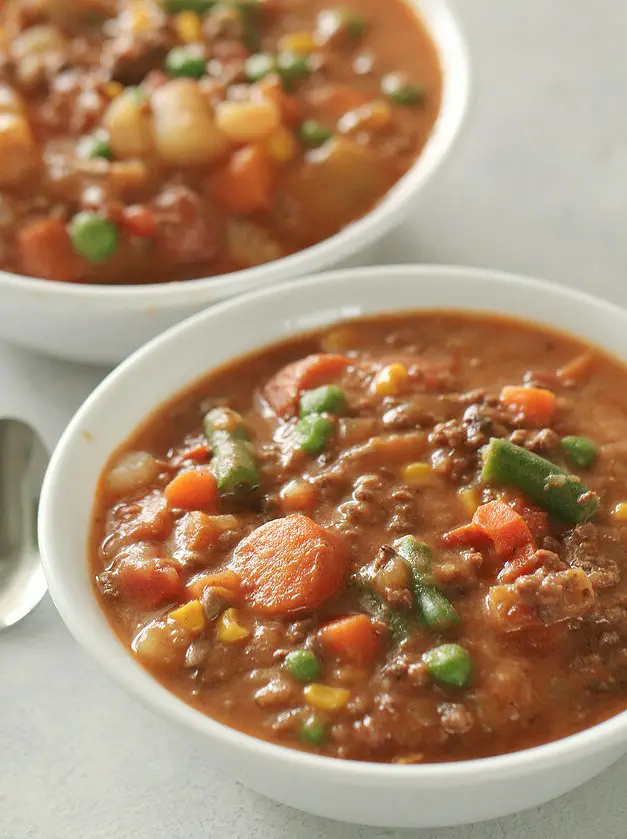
91;312;627;763
0;0;440;285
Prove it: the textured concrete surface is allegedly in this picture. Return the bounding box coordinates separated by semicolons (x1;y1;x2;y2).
3;1;627;836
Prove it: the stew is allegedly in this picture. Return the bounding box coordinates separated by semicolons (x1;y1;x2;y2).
0;0;440;285
90;312;627;763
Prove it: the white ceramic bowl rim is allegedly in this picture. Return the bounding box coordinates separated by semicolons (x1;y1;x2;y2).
0;0;470;311
39;264;627;789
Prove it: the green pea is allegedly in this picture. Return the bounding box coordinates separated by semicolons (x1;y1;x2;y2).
160;0;216;13
69;212;118;264
294;414;334;454
244;52;277;82
317;8;365;41
276;51;311;87
78;133;112;160
284;649;321;683
560;435;598;469
165;46;206;78
381;73;424;106
299;119;332;149
299;715;327;746
423;643;472;688
299;385;347;418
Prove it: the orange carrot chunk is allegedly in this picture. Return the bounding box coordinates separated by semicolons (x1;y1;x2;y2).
472;500;533;559
318;614;380;667
231;514;349;616
556;351;595;385
17;218;83;282
263;353;349;418
165;469;219;511
211;145;275;215
500;386;556;426
497;544;544;584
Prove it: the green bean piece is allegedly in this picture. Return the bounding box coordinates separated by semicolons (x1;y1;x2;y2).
299;119;332;148
68;212;118;263
381;73;424;106
423;643;472;688
165;46;206;78
560;435;598;469
284;649;321;684
294;414;334;455
481;438;599;523
354;580;410;642
299;715;327;746
160;0;216;12
277;52;311;88
395;536;460;632
204;408;259;494
228;0;262;52
244;52;277;82
299;385;347;418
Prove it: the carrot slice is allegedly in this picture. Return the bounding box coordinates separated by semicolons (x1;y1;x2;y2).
165;469;219;511
497;543;544;584
500;386;556;426
231;514;349;616
472;500;533;559
211;145;275;215
263;353;349;418
17;218;83;282
557;352;595;385
318;614;380;666
441;522;486;548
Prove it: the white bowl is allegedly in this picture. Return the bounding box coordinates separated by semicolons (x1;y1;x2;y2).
0;0;469;366
39;265;627;827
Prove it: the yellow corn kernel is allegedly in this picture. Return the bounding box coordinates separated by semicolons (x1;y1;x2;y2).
278;32;317;54
215;98;280;144
216;607;250;643
612;502;627;521
104;81;124;99
303;683;351;712
126;1;152;32
169;600;206;635
174;11;203;43
266;125;299;162
372;363;409;397
459;486;481;515
401;462;432;485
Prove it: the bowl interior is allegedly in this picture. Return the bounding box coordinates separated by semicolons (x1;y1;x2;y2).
38;264;627;782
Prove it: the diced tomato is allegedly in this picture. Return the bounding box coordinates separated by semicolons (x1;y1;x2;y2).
122;205;159;238
497;544;544;584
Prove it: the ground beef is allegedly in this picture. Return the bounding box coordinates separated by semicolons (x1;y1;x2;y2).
438;703;473;735
509;427;561;455
564;523;623;589
103;28;175;85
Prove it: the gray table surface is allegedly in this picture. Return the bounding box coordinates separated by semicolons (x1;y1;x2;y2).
3;0;627;836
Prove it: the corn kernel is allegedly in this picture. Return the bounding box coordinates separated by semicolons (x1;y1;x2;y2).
401;462;432;485
169;600;206;634
612;502;627;521
215;99;280;144
104;81;124;99
278;32;317;54
174;11;203;43
372;363;409;396
216;607;250;643
459;486;481;515
303;683;351;712
126;1;152;32
266;125;299;162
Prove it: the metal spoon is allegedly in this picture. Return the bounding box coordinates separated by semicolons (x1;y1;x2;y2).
0;418;48;629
